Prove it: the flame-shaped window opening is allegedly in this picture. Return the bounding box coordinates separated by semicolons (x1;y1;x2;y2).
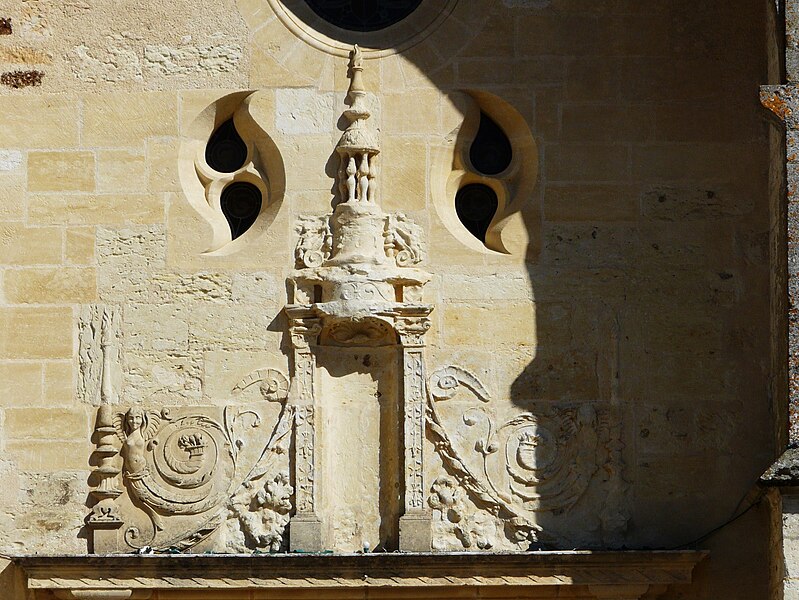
303;0;423;32
221;182;262;240
469;112;512;176
205;119;248;173
455;184;498;244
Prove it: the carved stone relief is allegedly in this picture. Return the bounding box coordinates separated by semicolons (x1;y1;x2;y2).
281;46;434;552
78;304;121;405
86;46;619;557
426;365;628;550
88;369;293;554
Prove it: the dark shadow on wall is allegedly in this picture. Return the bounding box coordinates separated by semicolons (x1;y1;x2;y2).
322;0;786;587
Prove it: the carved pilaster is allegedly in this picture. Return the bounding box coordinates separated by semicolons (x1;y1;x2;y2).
287;317;323;551
396;315;432;551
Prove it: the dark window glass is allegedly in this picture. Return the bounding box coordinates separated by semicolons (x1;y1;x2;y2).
455;184;498;244
303;0;422;32
221;182;262;239
470;112;512;176
206;119;248;173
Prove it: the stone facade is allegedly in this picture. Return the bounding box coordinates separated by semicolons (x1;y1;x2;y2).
0;0;784;598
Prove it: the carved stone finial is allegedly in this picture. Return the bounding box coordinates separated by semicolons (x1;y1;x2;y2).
349;44;364;94
337;45;379;205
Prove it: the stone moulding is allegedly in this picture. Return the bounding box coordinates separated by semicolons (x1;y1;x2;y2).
16;551;707;598
264;0;460;58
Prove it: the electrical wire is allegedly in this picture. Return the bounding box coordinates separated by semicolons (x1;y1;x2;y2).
666;489;767;551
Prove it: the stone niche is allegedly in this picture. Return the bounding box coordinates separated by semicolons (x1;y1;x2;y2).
85;46;629;558
87;47;435;554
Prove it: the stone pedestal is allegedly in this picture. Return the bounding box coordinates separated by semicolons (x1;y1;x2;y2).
289;515;323;553
398;514;432;552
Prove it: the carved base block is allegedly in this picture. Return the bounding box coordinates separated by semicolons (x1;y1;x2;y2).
289;515;323;552
89;524;122;554
399;513;432;552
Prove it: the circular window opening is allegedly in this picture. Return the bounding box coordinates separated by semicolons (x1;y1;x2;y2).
303;0;423;32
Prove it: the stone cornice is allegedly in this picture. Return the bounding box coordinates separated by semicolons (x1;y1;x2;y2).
16;551;707;591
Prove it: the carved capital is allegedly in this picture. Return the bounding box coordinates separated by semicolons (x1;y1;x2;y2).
289;318;323;349
395;316;431;347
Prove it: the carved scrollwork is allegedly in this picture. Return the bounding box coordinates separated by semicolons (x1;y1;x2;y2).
295;215;332;268
104;400;295;552
233;368;290;402
426;365;626;549
428;365;490;402
384;213;425;266
482;407;600;512
112;408;237;540
338;281;391;302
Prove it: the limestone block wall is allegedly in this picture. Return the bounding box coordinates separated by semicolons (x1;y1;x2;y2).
0;0;779;598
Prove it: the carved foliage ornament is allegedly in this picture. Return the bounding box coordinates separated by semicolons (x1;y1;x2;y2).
90;370;296;553
426;366;626;549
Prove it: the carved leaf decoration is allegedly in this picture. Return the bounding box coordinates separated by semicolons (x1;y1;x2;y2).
429;365;491;402
111;412;127;443
142;411;162;441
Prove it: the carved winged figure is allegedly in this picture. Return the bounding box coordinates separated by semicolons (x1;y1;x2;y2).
295;216;332;268
384;213;424;266
112;406;237;543
113;406;161;478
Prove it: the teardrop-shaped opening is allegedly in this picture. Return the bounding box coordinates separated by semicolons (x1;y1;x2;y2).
455;184;498;244
221;181;262;239
206;119;248;173
469;112;512;176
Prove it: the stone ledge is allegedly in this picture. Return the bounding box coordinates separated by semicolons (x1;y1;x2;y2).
761;448;799;485
15;551;707;590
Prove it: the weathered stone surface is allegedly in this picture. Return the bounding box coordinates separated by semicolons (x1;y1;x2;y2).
0;1;779;598
762;449;799;485
28;151;95;192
